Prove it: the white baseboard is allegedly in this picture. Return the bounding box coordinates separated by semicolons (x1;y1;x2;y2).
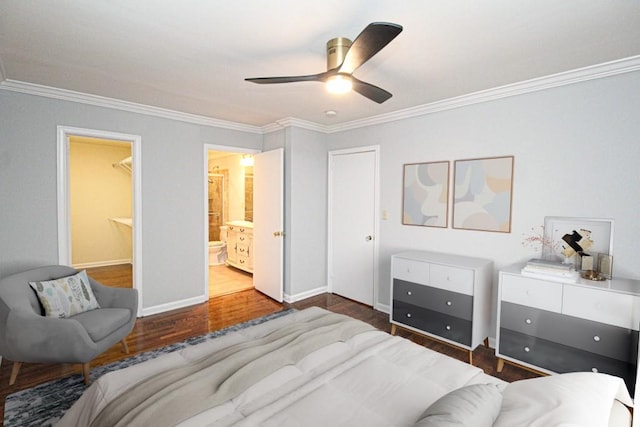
284;286;328;303
375;302;390;314
72;259;132;269
141;295;207;317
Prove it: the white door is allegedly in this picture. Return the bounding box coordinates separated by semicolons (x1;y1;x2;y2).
253;148;284;302
329;148;378;306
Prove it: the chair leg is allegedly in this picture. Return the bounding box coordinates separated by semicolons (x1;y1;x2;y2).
82;363;90;386
9;361;22;385
121;338;129;354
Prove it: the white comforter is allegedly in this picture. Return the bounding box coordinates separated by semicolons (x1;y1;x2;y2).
57;307;501;426
57;307;633;427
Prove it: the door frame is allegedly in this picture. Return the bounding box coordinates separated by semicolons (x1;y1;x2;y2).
327;145;381;309
57;125;143;316
202;144;259;299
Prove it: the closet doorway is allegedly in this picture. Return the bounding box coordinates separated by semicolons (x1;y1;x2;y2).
57;126;142;316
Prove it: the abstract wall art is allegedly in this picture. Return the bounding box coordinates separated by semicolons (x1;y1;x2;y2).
402;161;450;227
452;156;514;232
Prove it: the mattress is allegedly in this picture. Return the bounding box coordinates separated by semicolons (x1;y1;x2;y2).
56;307;633;427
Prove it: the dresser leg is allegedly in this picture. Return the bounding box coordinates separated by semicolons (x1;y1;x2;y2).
468;350;473;365
484;337;489;348
496;358;504;373
390;324;397;335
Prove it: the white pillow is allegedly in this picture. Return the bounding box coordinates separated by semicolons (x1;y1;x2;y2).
29;270;100;318
493;372;633;427
414;383;503;426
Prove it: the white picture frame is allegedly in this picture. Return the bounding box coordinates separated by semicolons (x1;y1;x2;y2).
542;216;614;262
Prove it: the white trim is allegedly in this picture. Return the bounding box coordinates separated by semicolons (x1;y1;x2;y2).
72;259;132;269
57;126;143;317
283;286;328;304
1;79;262;134
141;295;207;317
3;55;639;135
375;302;390;314
327;145;380;307
203;144;260;301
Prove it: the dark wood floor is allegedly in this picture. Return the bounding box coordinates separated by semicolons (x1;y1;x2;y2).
0;265;537;423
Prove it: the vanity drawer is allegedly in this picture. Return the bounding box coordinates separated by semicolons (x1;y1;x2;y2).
429;264;473;295
500;274;562;313
393;301;472;346
394;279;472;320
393;258;429;285
563;285;640;330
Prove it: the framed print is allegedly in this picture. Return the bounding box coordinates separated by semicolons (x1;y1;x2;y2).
542;216;614;263
452;156;514;232
402;161;449;227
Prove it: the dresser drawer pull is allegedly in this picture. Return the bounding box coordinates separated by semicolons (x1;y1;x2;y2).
525;318;532;325
407;291;412;296
593;336;600;342
524;346;530;352
446;301;452;306
445;325;451;331
406;313;412;318
592;367;599;373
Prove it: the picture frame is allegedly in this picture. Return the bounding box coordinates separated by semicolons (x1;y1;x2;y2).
542;216;614;264
402;161;449;227
452;156;514;232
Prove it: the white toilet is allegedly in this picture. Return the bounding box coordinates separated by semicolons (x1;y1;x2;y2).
208;225;228;266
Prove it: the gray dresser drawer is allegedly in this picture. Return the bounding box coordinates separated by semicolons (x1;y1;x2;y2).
393;300;472;346
393;279;472;321
501;302;637;362
499;328;636;394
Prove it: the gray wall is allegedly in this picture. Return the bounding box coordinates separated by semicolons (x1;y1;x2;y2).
327;70;640;312
0;90;262;312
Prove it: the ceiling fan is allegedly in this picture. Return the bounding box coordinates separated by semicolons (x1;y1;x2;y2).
245;22;403;104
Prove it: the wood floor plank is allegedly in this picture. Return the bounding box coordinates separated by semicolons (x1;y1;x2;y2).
0;265;536;423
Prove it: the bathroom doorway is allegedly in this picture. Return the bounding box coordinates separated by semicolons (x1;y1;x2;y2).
206;148;256;297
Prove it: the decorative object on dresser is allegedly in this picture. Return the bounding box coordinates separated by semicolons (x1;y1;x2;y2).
452;156;514;233
496;264;640;399
390;250;493;365
402;161;450;228
225;220;253;273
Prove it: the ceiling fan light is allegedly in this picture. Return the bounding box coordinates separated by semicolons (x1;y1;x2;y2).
326;75;352;94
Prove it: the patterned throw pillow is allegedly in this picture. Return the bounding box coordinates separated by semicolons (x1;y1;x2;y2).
29;270;101;318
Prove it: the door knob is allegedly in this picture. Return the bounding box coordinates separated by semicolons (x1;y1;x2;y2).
365;235;373;241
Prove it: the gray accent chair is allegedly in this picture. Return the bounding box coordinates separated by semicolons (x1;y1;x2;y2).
0;265;138;385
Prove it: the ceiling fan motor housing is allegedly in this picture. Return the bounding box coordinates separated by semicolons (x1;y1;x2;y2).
326;37;352;70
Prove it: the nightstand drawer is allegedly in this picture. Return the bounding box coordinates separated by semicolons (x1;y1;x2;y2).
393;258;429;285
393;301;472;346
394;279;472;320
501;274;562;313
563;285;640;330
430;264;473;295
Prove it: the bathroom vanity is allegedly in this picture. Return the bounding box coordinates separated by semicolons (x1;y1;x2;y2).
226;221;254;274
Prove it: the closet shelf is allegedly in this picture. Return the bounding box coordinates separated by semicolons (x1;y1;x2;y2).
110;217;132;227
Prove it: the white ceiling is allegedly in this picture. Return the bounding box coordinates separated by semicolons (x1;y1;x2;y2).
1;1;639;128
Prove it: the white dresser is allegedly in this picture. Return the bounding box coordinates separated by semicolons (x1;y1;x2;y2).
496;264;640;396
225;221;253;273
390;250;493;364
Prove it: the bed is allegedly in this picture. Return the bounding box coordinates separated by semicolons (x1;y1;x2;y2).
57;307;634;427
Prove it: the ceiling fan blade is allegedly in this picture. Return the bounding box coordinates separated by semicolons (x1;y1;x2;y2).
351;77;392;104
338;22;403;75
245;71;330;84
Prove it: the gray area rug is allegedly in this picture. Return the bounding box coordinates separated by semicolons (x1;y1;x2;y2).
4;308;294;427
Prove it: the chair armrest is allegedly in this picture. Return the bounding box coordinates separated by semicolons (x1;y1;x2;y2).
4;309;97;363
89;279;138;316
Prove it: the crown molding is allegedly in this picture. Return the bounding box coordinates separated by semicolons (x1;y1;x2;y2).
2;55;639;135
0;79;263;134
326;55;640;133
